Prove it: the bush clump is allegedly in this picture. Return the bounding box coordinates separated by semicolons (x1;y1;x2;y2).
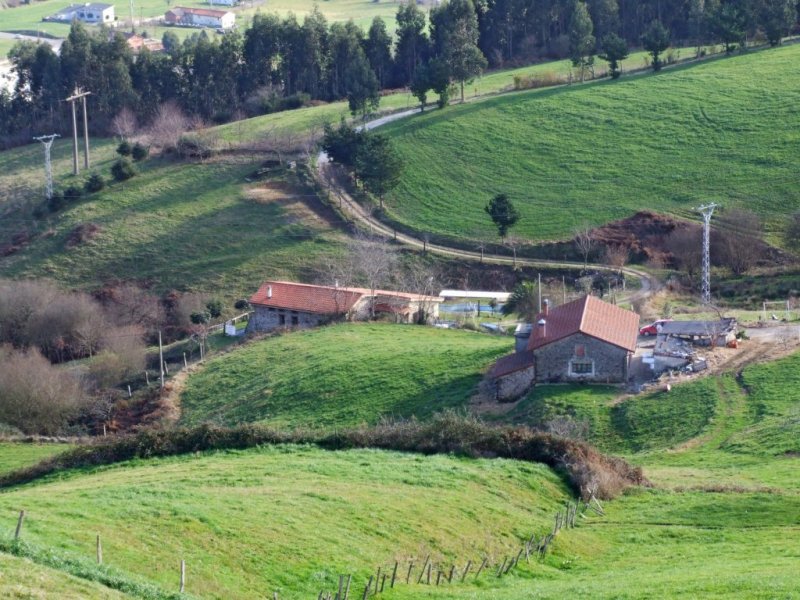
84;172;105;193
111;158;136;182
116;140;132;156
47;191;65;213
63;184;83;202
131;142;149;161
0;413;649;499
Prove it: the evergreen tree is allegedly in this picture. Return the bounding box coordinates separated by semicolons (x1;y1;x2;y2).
759;0;794;45
345;49;380;119
569;2;596;82
641;19;670;70
394;1;430;87
484;193;520;239
430;0;487;102
354;133;404;208
708;2;747;52
599;33;628;78
364;17;393;88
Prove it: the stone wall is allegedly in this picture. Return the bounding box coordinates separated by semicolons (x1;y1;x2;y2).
534;333;629;383
246;306;326;333
493;366;536;402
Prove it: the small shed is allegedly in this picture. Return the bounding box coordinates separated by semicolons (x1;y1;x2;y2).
657;318;737;347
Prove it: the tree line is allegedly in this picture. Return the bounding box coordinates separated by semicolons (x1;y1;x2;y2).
2;0;797;147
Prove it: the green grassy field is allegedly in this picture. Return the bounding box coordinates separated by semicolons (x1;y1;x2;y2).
2;350;800;598
180;323;512;428
0;442;71;477
381;44;800;244
0;445;569;598
0;139;345;301
0;552;129;599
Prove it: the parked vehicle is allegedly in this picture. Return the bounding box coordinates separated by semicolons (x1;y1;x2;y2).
639;319;672;336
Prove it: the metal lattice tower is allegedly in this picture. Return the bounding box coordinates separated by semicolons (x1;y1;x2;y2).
697;203;719;305
34;134;60;200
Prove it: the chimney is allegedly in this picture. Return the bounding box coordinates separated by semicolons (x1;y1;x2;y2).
543;298;550;316
537;318;547;339
334;279;339;288
267;285;272;299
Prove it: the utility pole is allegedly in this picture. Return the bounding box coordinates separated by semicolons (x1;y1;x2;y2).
33;134;60;200
537;272;542;313
158;330;165;389
696;203;719;305
65;87;91;174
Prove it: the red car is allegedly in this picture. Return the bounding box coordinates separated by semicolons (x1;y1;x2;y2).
639;319;672;336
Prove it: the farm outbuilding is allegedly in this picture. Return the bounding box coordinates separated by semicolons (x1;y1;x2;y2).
246;281;443;334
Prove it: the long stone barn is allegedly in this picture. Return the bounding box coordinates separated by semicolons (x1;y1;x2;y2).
246;280;443;333
486;295;640;402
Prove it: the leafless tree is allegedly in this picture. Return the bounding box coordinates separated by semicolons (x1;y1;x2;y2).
401;264;442;324
713;208;764;275
349;234;398;318
604;244;629;273
574;224;596;271
544;415;590;440
88;325;147;389
102;283;164;330
0;345;88;435
112;107;138;140
665;227;702;280
147;101;190;150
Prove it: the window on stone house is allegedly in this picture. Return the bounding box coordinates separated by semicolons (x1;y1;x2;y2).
574;344;585;357
291;315;299;326
278;314;285;325
570;360;593;375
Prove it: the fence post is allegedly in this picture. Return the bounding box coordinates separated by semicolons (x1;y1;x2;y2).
461;560;472;582
14;510;24;540
179;559;185;593
343;575;351;600
475;557;487;579
361;577;372;600
390;561;398;588
96;534;102;564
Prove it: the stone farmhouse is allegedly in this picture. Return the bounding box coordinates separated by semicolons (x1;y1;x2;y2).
164;7;236;29
246;281;444;333
487;295;640;402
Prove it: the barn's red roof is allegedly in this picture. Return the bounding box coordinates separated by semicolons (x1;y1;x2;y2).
527;295;639;352
170;6;231;17
249;281;363;315
249;281;443;315
488;350;535;378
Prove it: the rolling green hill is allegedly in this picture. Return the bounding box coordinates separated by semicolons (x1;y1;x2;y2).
381;44;800;244
0;141;345;301
0;445;570;599
180;323;512;428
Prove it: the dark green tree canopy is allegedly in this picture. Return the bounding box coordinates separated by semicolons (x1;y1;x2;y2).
569;2;596;82
501;281;539;322
484;193;520;238
599;33;629;79
641;19;670;70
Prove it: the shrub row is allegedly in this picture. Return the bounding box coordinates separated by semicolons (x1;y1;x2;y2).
0;413;648;499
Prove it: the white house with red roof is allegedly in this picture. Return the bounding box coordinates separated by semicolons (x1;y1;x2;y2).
487;295;639;401
246;281;444;333
164;7;235;29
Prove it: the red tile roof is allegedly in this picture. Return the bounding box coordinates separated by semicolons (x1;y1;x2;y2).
248;281;443;315
527;295;639;353
249;281;363;315
171;6;231;17
488;350;535;378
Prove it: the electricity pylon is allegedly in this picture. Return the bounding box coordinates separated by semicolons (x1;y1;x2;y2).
34;134;60;200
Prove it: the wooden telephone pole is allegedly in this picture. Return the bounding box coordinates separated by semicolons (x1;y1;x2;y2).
65;87;91;175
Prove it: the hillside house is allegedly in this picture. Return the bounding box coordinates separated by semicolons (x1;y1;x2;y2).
246;281;444;333
164;7;235;29
46;3;115;24
123;33;164;54
487;295;639;401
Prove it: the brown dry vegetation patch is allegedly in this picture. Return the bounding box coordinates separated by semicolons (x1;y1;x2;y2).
244;180;341;229
592;211;690;265
65;222;102;248
0;231;32;256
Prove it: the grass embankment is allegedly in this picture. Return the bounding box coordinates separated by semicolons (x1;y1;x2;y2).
0;444;571;599
0;139;345;301
382;43;800;244
0;442;71;476
181;323;511;428
0;552;129;599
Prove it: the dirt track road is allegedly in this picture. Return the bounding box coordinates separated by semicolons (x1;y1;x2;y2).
316;110;658;302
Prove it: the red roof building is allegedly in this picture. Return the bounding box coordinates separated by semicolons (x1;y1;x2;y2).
486;295;640;401
247;281;443;332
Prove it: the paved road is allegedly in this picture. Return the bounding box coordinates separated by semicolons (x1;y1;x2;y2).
316;110;658;301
